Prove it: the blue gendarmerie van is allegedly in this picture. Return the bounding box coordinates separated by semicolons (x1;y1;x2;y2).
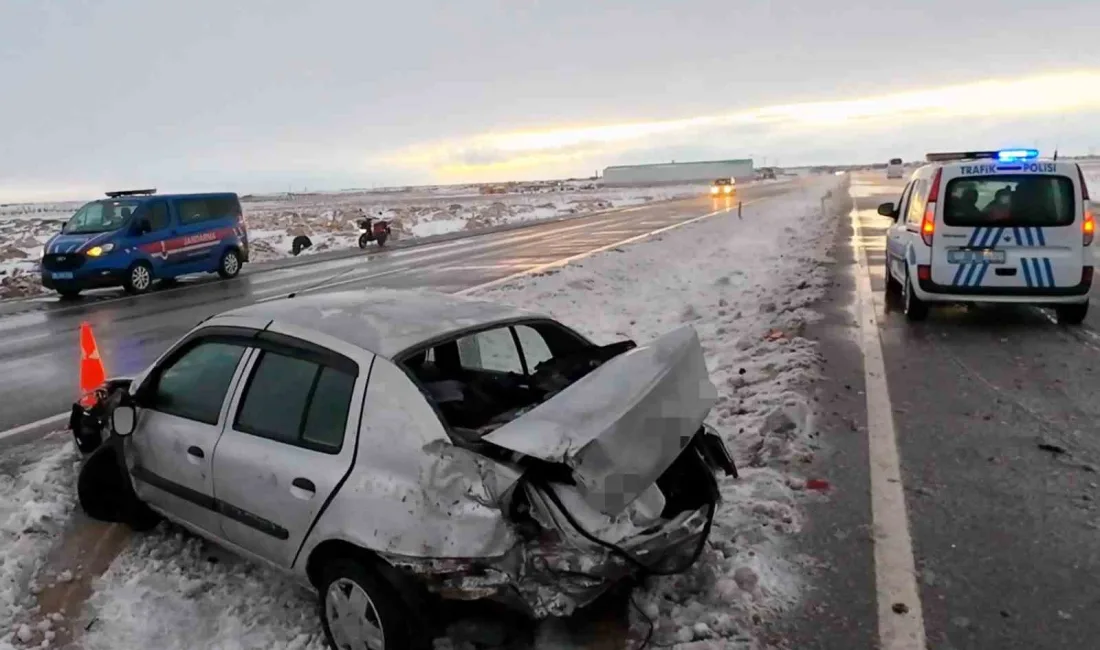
40;189;250;299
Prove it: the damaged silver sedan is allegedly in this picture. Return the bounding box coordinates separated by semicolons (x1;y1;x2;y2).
72;289;736;650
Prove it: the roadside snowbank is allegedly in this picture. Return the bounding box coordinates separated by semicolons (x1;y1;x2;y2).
0;436;80;648
476;178;844;647
40;178;841;649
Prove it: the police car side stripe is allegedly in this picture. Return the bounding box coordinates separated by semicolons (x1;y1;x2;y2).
1036;228;1046;247
970;262;989;287
952;262;969;286
1032;258;1047;288
1043;258;1055;287
1021;258;1034;287
991;227;1006;248
1024;227;1036;247
966;227;984;248
1012;227;1022;246
960;263;977;287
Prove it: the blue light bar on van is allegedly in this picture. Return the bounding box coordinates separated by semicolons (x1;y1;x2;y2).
996;149;1039;162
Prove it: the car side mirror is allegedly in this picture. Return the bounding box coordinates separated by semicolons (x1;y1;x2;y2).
111;405;137;437
877;202;897;219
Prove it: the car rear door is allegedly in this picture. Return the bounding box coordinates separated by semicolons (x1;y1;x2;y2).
171;196;225;269
931;163;1084;291
210;331;366;568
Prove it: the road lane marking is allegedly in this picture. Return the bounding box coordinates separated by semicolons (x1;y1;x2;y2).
457;200;760;295
0;412;70;443
850;200;927;649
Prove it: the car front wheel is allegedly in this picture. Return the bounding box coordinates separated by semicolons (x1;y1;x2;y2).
319;559;412;650
217;249;241;279
124;261;154;294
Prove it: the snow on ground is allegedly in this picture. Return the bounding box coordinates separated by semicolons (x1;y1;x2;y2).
7;176;843;649
0;436;80;649
0;183;708;300
477;177;845;647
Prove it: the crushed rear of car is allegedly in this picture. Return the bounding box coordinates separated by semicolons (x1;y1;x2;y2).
388;324;736;617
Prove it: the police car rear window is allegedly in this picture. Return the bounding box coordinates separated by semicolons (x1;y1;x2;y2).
943;175;1075;228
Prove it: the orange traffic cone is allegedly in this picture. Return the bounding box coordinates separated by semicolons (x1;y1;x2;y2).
78;322;107;408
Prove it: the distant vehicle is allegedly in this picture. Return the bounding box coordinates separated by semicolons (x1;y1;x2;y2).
880;149;1094;324
357;214;393;248
72;289;736;650
710;178;736;196
887;158;905;179
757;167;777;180
40;190;249;299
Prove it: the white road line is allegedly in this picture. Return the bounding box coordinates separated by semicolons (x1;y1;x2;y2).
457;200;757;295
850;198;927;649
0;412;70;443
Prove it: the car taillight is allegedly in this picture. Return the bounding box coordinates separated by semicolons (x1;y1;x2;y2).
1082;266;1093;286
917;265;931;281
920;168;942;247
1084;210;1095;246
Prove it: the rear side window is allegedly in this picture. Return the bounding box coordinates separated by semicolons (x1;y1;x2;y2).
905;179;928;226
943;175;1076;227
234;351;356;453
148;201;171;231
153;341;247;424
176;196;242;225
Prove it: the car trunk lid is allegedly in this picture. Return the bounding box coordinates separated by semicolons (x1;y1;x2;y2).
483;325;717;517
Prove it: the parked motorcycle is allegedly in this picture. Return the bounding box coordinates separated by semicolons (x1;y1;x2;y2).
358;218;392;248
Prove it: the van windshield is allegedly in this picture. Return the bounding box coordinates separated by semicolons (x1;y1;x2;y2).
62;200;141;234
943;175;1075;227
889;158;903;165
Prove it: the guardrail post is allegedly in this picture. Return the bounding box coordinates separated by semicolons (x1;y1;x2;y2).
738;201;743;219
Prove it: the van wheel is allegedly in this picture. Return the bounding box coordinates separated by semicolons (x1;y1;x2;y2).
1055;301;1088;325
903;270;928;321
123;262;153;294
319;558;413;650
217;249;241;279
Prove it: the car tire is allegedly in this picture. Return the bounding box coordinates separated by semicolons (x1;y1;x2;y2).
217;248;241;279
58;289;82;300
77;444;161;531
1055;301;1088;325
123;261;154;295
319;558;414;650
903;270;928;322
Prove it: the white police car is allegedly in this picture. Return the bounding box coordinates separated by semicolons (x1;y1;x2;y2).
880;149;1094;323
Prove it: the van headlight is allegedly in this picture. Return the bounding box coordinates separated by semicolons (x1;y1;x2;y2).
86;243;115;257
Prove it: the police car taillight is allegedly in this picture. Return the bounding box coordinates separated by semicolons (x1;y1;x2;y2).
1084;210;1095;247
920;168;943;246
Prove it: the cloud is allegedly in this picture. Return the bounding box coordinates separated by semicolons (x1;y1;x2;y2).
379;70;1100;180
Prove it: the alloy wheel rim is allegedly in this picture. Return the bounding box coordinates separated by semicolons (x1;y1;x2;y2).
224;253;239;274
132;266;150;290
325;578;386;650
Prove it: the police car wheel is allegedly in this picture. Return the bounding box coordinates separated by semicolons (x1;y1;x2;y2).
1055;301;1088;326
124;262;153;294
218;249;241;279
903;272;928;321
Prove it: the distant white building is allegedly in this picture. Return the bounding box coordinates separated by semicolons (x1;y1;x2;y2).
601;159;755;185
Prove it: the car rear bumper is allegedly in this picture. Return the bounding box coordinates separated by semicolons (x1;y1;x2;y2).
917;276;1091;302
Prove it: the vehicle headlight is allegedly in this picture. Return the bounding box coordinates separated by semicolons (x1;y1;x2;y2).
710;187;719;194
86;243;115;257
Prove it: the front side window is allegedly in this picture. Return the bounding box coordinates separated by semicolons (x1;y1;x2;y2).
63;200;141;234
234;351;355;453
457;327;523;373
147;201;171;231
152;341;247;424
515;324;553;372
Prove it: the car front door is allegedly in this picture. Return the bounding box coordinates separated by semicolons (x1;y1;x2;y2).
886;180;916;281
211;336;364;568
129;337;252;537
131;199;176;274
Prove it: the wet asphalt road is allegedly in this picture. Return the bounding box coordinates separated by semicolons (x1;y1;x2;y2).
789;173;1100;650
0;179;806;433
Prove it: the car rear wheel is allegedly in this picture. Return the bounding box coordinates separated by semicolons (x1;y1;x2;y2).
124;261;153;294
319;559;412;650
1055;301;1088;325
217;249;241;279
903;270;928;322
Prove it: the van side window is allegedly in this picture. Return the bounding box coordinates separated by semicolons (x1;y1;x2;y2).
177;199;211;225
147;201;171;231
906;179;929;226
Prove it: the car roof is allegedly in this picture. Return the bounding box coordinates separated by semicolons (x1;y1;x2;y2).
215;289;547;359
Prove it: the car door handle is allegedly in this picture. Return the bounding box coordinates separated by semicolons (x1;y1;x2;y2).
186;446;204;464
291;477;316;493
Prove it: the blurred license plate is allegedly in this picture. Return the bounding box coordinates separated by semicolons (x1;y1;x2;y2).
948;249;1005;264
51;272;73;280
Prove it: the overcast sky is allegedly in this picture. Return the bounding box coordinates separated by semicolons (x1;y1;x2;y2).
2;0;1099;201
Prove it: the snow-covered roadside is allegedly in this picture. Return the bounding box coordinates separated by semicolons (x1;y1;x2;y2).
0;437;81;650
475;177;845;647
33;177;842;649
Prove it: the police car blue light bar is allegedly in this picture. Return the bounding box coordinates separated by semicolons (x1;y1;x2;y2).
995;149;1040;162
